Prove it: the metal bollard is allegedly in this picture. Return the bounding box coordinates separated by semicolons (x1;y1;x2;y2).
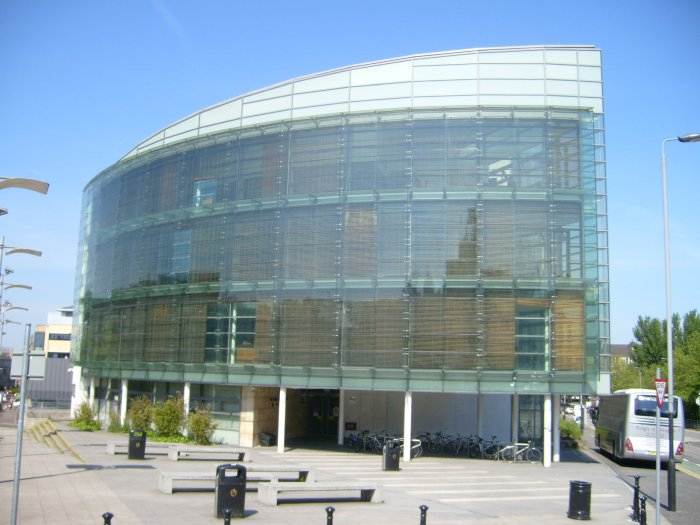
631;475;641;522
223;508;231;525
102;512;114;525
639;496;647;525
419;504;429;525
325;506;335;525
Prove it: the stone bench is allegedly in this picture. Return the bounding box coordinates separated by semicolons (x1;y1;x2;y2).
257;481;384;506
106;441;169;456
158;466;313;494
167;445;246;462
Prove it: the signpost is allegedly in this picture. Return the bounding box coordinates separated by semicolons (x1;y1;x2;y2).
654;373;667;525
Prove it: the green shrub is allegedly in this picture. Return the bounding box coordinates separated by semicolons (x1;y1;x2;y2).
560;417;582;442
107;410;127;433
187;409;216;445
153;396;185;437
127;395;153;432
70;402;101;432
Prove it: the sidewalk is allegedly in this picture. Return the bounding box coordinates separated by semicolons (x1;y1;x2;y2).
0;413;671;524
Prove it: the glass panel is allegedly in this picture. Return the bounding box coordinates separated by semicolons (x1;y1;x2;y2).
193;179;217;207
235;318;255;333
516;319;546;336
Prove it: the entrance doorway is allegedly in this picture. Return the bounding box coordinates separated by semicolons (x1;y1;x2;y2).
305;389;339;438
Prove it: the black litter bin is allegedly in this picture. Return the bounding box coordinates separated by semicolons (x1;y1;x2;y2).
382;440;401;471
128;430;146;460
567;480;591;520
215;464;247;518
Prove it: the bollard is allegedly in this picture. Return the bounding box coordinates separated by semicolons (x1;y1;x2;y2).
419;504;429;525
639;495;647;525
223;508;231;525
102;512;114;525
325;506;335;525
631;475;641;522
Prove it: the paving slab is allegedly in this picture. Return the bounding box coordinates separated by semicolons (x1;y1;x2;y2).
0;410;671;524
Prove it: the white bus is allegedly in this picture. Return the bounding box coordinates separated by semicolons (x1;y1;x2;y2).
595;389;684;461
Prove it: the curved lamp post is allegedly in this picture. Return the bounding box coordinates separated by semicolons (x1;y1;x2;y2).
0;177;50;194
661;132;700;511
0;176;49;216
0;239;41;348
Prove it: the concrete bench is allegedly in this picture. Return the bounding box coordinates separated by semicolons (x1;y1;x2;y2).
106;441;169;456
167;445;246;461
257;481;383;506
158;466;313;494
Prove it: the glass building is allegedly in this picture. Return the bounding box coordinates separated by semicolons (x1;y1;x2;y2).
72;46;609;460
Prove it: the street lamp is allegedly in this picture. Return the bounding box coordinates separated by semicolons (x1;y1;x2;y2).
661;131;700;512
0;177;50;194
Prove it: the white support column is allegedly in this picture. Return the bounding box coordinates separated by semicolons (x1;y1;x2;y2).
511;394;519;443
543;394;552;468
183;381;191;419
119;379;128;426
277;387;287;454
70;365;85;418
88;377;96;410
403;391;412;462
553;395;561;463
337;389;345;446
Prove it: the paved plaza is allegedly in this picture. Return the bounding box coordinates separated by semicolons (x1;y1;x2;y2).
0;412;669;524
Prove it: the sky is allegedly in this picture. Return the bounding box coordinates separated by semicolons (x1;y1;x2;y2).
0;0;698;351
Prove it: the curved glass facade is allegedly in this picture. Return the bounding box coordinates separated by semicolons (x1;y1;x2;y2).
74;48;609;394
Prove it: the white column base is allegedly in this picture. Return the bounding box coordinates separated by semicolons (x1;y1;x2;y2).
543;394;552;468
88;377;96;410
277;387;287;454
553;395;561;463
119;379;128;426
183;382;191;419
403;391;412;462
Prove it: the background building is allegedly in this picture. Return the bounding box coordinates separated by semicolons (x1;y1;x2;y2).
34;306;73;358
72;46;609;461
22;307;75;409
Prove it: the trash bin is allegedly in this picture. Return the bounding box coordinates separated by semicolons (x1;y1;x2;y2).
567;480;591;520
382;440;401;471
128;430;146;460
215;464;247;518
259;432;276;447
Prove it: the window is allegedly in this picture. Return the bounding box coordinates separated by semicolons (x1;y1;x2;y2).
193;179;217;207
205;303;232;364
634;395;678;418
515;307;548;370
48;333;71;341
171;230;191;283
34;331;46;348
204;302;257;364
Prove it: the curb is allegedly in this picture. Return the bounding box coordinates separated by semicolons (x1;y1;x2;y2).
678;459;700;481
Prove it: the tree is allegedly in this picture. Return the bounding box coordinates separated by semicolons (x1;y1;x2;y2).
674;311;700;420
627;310;700;421
630;316;666;367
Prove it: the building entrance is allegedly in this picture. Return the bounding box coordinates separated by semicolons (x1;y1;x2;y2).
303;389;339;438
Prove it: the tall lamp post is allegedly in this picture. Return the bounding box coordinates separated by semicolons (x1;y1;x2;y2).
661;132;700;511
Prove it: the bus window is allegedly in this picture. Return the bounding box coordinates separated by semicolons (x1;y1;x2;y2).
634;395;678;418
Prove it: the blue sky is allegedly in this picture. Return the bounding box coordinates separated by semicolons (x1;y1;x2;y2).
0;0;698;350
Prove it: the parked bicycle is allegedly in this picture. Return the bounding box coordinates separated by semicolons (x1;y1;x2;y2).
496;440;542;462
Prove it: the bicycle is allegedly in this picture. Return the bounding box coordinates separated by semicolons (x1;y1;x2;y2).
497;440;542;462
